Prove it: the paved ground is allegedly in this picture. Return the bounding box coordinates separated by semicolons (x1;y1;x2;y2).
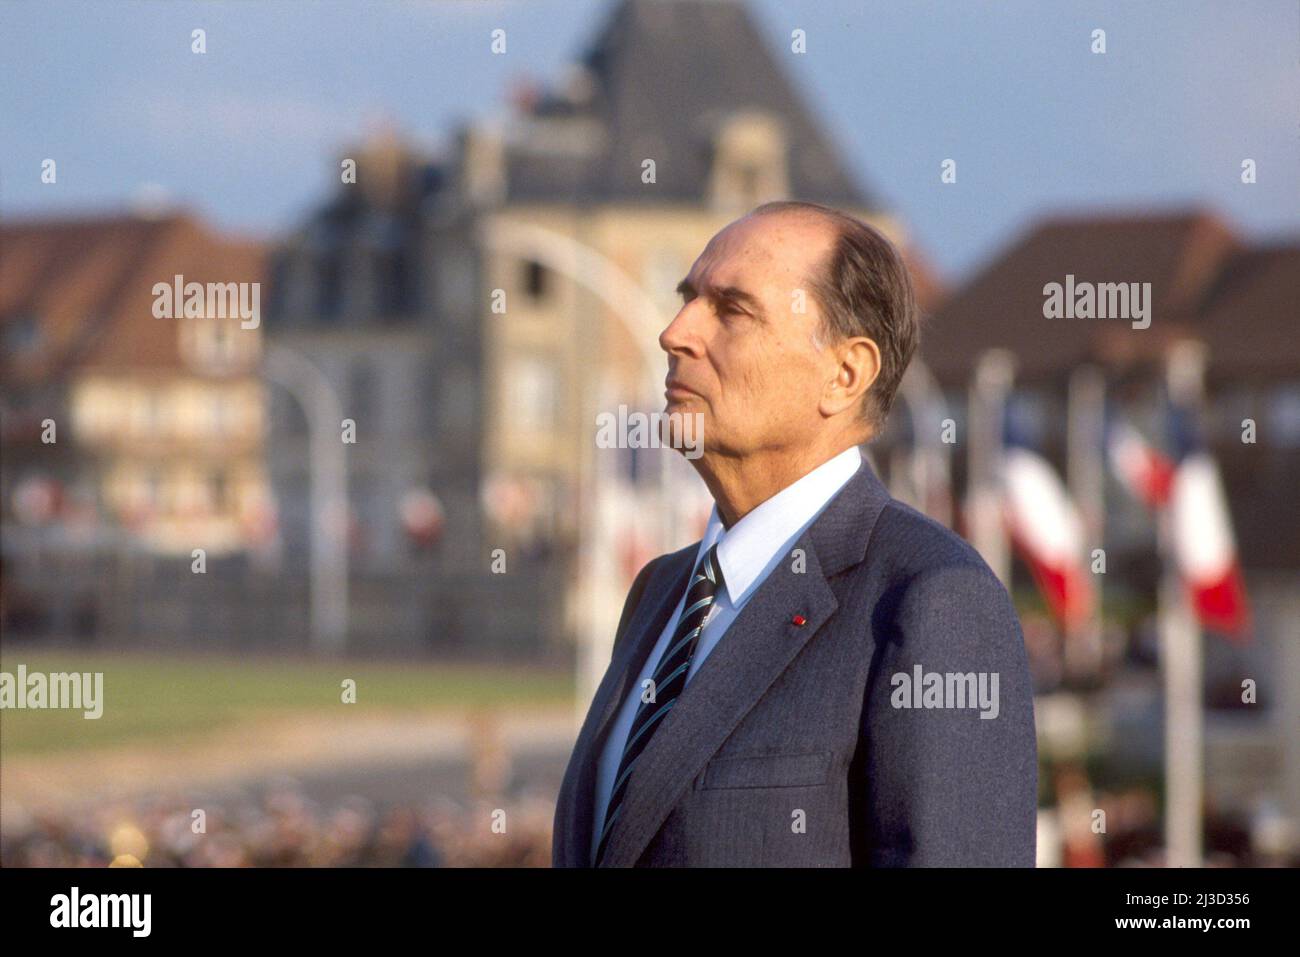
0;706;581;818
287;745;572;809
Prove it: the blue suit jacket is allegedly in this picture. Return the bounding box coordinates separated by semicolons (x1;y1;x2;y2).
552;455;1038;866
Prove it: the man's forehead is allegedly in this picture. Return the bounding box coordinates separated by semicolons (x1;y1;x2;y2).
690;212;833;288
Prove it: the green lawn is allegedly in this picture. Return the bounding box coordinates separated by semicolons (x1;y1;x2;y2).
0;651;573;755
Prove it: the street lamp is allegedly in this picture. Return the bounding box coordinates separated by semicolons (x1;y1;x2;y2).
262;343;349;654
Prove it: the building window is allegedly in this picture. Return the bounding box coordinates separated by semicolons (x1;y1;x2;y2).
418;357;439;436
442;365;475;434
145;467;164;510
1270;383;1300;447
376;250;413;318
511;357;556;433
3;314;41;353
319;253;344;321
349;359;376;425
440;247;476;315
735;163;760;204
523;260;549;301
134;390;165;437
209;469;228;511
186;319;246;371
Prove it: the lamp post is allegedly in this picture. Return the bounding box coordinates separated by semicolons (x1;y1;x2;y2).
262;343;349;654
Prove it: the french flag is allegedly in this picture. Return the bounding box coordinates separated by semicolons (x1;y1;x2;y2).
1107;400;1251;642
999;412;1095;632
1107;418;1176;510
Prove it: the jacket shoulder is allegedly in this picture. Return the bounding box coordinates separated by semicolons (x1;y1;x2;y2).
861;499;1022;644
867;499;991;578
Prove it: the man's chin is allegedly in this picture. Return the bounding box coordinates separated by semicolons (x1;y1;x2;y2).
657;404;708;461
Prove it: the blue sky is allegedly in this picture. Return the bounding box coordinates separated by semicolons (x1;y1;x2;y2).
2;0;1297;282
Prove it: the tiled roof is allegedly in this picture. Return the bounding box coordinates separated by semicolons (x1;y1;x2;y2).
0;211;266;385
503;0;871;207
1196;243;1300;381
923;211;1246;383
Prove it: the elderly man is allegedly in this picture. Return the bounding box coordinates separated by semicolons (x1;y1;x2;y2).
552;200;1037;867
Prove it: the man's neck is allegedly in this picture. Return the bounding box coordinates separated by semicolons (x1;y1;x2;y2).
694;441;862;528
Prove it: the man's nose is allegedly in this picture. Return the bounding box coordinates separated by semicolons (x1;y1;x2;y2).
659;302;702;357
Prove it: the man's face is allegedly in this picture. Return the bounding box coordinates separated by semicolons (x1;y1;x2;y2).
660;212;838;459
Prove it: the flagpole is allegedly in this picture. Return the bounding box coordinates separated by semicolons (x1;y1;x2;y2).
969;349;1015;584
900;359;952;527
1066;365;1106;680
1160;341;1208;867
1158;538;1203;867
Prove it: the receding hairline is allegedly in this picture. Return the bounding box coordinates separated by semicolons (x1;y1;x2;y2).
741;202;860;293
746;200;861;247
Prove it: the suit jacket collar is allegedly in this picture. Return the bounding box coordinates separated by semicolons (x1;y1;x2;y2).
711;444;863;608
554;452;893;867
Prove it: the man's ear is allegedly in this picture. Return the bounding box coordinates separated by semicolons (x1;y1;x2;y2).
820;335;881;418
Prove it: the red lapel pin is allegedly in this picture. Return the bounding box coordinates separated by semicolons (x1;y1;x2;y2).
791;614;807;627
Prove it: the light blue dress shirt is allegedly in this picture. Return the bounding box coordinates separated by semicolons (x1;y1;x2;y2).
590;444;864;861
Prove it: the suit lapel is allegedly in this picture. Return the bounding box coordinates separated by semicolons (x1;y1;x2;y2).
554;548;695;866
596;455;894;867
596;536;838;867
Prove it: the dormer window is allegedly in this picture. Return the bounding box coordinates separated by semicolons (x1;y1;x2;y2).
708;112;789;212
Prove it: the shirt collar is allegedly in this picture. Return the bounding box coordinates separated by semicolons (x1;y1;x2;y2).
701;445;863;607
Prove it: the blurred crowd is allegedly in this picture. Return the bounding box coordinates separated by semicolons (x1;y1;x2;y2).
0;778;556;867
1039;762;1298;868
4;753;1294;867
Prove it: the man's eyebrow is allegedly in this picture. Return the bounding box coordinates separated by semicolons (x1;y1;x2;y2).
714;285;764;313
675;278;765;318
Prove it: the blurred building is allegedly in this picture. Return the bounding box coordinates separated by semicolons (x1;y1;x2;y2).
1;211;269;638
263;0;935;657
261;128;501;657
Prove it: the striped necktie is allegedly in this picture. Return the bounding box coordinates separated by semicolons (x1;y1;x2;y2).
593;542;725;865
